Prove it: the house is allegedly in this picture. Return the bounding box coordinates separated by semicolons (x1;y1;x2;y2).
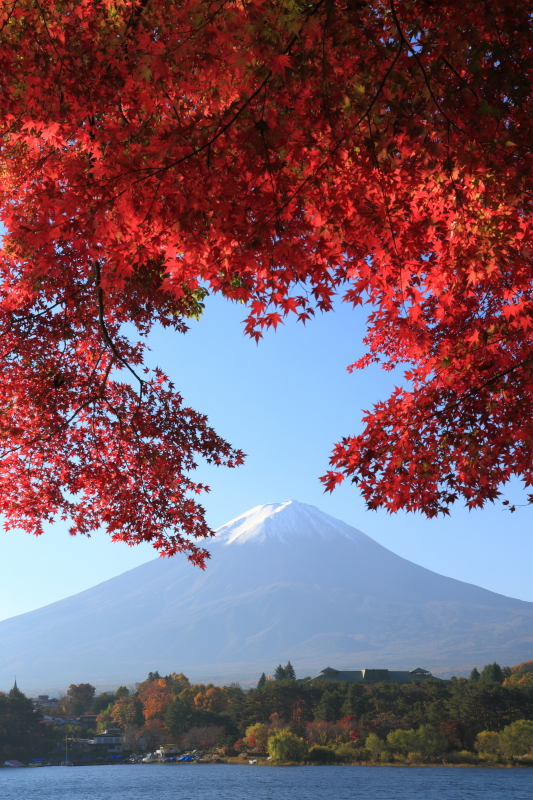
93;728;123;753
311;666;438;685
31;695;59;709
41;715;80;726
155;746;180;758
79;714;98;730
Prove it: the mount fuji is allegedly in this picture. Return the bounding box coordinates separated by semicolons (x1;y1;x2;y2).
1;500;532;693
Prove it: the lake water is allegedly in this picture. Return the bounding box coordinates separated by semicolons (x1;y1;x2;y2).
1;764;533;800
0;764;533;800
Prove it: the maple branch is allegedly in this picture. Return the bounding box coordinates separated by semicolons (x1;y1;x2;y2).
389;0;462;133
80;3;329;195
439;55;480;102
350;352;533;474
0;1;20;36
125;0;151;37
136;73;275;181
246;35;405;242
98;356;116;399
429;355;533;423
365;118;407;314
94;261;145;392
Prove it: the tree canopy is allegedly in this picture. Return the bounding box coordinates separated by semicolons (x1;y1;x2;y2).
0;685;43;750
67;683;96;715
1;0;532;559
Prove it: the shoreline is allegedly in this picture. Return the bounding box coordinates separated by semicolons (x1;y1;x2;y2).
1;761;532;770
0;761;531;771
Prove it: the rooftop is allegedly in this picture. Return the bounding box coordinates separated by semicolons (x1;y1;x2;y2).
312;666;439;684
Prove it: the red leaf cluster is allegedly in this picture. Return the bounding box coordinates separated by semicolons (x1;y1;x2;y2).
0;0;531;549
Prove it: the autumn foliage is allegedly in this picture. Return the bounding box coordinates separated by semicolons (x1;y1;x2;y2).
0;1;532;553
5;664;533;760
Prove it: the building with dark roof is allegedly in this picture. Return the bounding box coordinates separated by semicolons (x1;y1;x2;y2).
312;666;437;685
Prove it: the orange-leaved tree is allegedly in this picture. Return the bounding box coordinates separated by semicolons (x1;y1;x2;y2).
138;678;172;721
1;0;532;560
193;686;229;714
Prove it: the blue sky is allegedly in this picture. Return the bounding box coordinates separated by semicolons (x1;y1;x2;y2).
1;292;532;622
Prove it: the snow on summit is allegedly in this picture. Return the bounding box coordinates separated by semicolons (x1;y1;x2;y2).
214;499;363;546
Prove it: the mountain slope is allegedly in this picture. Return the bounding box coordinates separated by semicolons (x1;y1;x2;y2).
1;500;531;692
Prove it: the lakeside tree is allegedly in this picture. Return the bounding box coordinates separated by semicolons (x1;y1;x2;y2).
122;724;143;752
164;696;193;738
474;730;502;757
267;729;308;763
139;719;165;752
182;724;225;750
111;696;145;728
386;728;419;758
499;720;533;757
0;2;533;557
365;732;386;759
67;683;96;715
0;685;43;751
244;722;270;752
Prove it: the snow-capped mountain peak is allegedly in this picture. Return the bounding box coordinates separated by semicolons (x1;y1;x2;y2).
214;499;362;546
1;498;532;691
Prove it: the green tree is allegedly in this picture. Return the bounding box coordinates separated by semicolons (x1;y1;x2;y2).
267;729;308;762
386;728;419;758
274;665;286;681
0;685;43;749
314;687;347;722
67;683;95;715
480;663;504;685
91;692;117;714
116;686;130;698
415;724;448;759
500;720;533;757
334;742;361;763
469;668;480;682
365;733;385;759
164;697;193;738
257;673;267;689
308;745;336;763
341;683;370;718
223;685;246;728
474;730;502;757
284;662;296;680
446;680;509;748
96;705;114;732
168;673;191;694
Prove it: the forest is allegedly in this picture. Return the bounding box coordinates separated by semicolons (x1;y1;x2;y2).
3;660;533;764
